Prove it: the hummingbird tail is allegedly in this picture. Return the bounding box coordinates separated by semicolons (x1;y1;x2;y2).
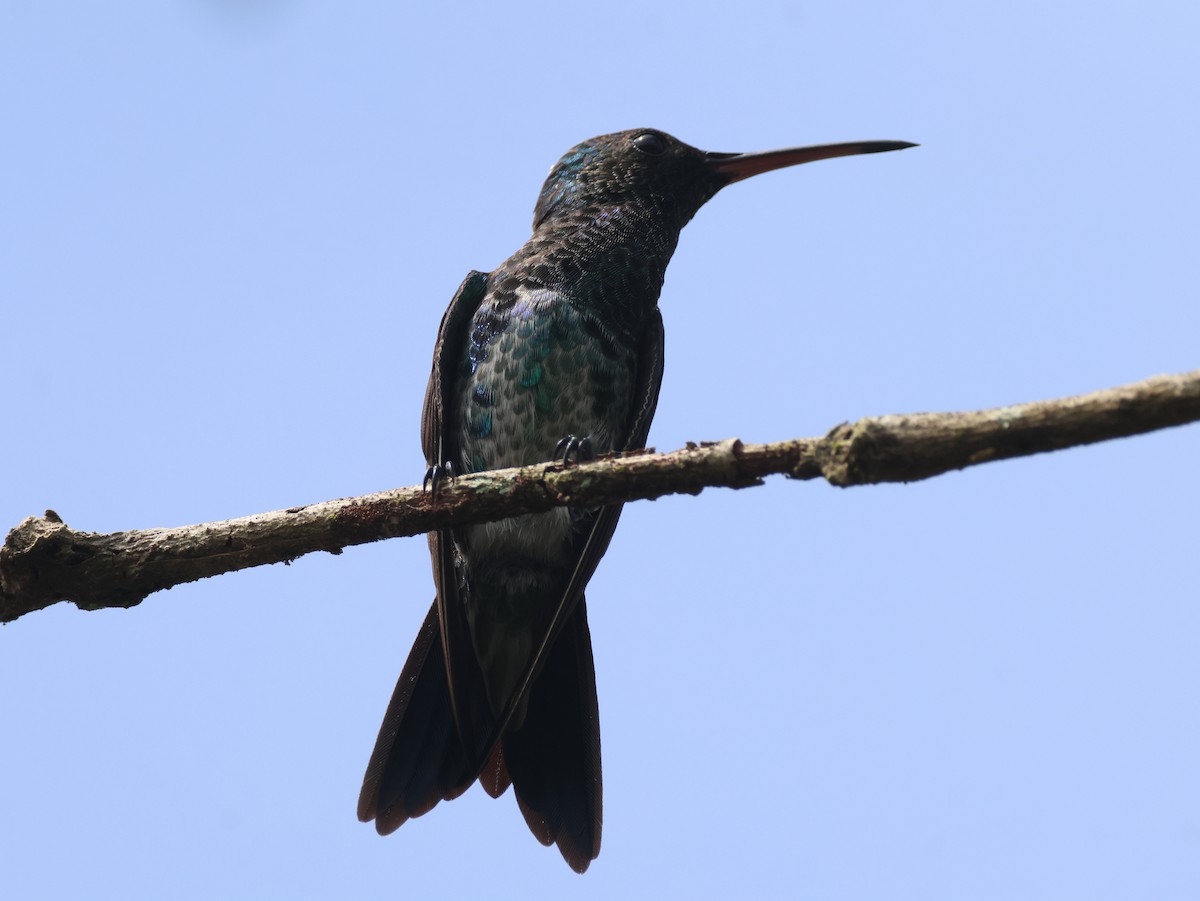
357;597;602;873
502;598;603;874
357;600;476;833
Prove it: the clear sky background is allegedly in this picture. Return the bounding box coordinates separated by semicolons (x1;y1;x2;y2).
3;2;1199;898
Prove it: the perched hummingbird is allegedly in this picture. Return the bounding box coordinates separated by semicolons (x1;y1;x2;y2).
358;128;914;872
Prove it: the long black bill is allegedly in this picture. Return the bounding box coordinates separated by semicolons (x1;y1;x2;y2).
707;139;917;183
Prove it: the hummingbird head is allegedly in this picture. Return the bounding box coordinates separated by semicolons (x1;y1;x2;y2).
532;128;915;231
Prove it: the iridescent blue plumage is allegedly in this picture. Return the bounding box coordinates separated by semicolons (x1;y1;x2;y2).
358;128;915;873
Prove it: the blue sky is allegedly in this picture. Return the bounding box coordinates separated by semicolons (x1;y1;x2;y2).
3;2;1199;898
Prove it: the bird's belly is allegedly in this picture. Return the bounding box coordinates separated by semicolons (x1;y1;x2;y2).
457;295;634;474
454;293;634;561
449;291;638;720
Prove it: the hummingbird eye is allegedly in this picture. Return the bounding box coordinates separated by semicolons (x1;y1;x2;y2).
632;133;666;155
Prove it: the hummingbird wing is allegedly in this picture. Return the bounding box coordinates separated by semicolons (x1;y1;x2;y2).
418;271;501;763
358;271;493;831
420;270;490;466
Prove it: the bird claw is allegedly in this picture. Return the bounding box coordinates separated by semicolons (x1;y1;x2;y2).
424;460;457;499
553;435;594;467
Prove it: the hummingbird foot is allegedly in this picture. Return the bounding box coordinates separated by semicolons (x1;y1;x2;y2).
553;434;594;467
423;460;457;499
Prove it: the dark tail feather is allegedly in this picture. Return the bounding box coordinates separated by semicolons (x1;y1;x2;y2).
358;600;477;833
479;741;512;799
503;599;602;873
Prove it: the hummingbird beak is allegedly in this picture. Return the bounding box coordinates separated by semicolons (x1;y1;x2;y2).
706;140;917;184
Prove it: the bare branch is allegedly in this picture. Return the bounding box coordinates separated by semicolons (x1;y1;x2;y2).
3;368;1197;623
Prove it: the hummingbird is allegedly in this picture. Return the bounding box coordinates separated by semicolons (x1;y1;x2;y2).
357;128;914;872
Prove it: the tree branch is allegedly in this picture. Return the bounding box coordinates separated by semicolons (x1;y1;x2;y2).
3;368;1197;623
